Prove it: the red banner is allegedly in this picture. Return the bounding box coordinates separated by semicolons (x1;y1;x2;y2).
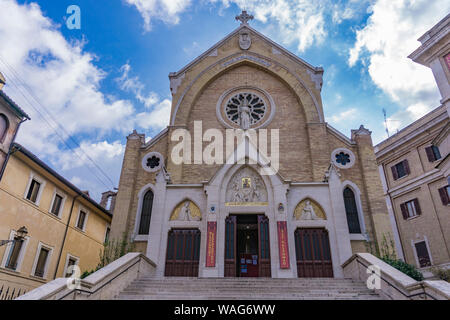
206;222;217;267
277;221;290;269
446;53;450;71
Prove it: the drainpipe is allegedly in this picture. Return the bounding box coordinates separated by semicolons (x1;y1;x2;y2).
53;193;82;279
0;117;28;182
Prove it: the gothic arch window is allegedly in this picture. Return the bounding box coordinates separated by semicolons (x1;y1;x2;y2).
343;187;361;234
138;190;154;235
0;114;9;142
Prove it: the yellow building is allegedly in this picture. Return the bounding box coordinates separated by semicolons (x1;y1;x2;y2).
0;143;112;299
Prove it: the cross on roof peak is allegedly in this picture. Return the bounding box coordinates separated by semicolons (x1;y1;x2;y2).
235;10;254;25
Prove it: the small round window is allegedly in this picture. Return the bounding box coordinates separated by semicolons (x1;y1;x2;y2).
142;152;163;173
331;148;355;169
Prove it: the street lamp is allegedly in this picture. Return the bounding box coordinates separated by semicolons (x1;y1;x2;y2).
0;226;28;246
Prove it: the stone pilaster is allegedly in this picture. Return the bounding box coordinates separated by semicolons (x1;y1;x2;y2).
327;164;352;274
110;130;144;240
352;126;394;253
307;122;329;182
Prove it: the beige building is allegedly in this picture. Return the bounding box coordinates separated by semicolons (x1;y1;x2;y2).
111;12;395;280
0;143;112;299
375;14;450;272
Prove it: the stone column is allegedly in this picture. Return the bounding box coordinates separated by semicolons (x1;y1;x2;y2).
146;168;169;277
307;123;329;181
110;130;144;240
327;164;352;275
352;126;395;253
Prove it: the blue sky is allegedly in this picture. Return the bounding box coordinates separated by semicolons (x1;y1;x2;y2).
0;0;448;200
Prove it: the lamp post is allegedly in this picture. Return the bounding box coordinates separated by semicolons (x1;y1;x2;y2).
0;226;28;246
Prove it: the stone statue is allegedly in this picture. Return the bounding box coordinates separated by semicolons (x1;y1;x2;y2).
301;200;320;220
178;201;191;221
231;181;242;202
239;98;251;129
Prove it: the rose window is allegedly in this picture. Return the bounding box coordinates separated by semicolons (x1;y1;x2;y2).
147;156;160;169
225;93;266;126
335;152;351;166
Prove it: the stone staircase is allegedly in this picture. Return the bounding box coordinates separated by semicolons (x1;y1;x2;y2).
117;277;384;300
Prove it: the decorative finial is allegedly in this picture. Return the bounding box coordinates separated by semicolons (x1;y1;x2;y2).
235;10;254;25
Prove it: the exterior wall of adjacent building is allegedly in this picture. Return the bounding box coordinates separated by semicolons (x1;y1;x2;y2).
375;105;450;270
0;91;28;182
0;148;112;296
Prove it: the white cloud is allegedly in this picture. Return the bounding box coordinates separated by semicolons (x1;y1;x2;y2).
0;0;146;199
136;99;171;130
329;107;358;123
116;63;159;107
56;140;125;171
125;0;191;31
212;0;327;52
116;63;172;130
126;0;365;53
348;0;448;128
0;0;137;149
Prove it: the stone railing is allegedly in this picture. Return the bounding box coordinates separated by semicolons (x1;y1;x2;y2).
342;253;450;300
16;253;156;300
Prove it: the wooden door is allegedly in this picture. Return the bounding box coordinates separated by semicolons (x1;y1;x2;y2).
258;215;271;277
294;228;333;278
165;229;200;277
224;216;237;277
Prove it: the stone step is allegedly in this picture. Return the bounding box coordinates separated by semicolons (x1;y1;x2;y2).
116;277;382;300
117;293;382;300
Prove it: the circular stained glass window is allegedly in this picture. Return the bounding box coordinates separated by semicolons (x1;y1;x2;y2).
225;92;266;127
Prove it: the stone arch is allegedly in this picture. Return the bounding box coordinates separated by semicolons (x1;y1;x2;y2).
169;198;202;221
171;52;323;127
293;197;327;220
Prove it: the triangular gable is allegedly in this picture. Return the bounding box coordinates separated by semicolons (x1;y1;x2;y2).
169;23;322;80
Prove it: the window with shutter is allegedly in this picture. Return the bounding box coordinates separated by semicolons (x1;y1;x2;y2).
414;241;431;267
34;247;50;277
401;199;421;219
0;114;8;142
26;179;41;203
438;186;450;205
65;257;77;278
425;146;441;162
392;160;410;180
77;211;87;230
6;238;23;270
50;194;63;216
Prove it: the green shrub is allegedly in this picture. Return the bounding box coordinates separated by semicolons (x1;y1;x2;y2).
81;270;95;279
382;257;424;281
365;233;424;281
78;233;134;279
430;267;450;282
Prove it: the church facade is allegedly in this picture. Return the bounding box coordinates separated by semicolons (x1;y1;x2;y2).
111;12;395;279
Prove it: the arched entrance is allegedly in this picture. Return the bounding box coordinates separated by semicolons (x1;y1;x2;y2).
164;229;201;277
294;228;333;277
224;214;271;277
